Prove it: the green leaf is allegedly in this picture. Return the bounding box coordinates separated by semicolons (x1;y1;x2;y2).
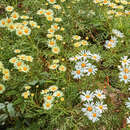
0;114;8;122
7;103;15;117
6;90;17;96
0;103;5;110
13;98;23;105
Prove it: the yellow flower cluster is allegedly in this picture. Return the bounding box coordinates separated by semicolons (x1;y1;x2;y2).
0;6;39;37
9;53;33;73
93;0;130;17
21;85;32;99
41;85;64;110
37;1;66;55
72;35;89;48
49;59;67;72
0;61;10;81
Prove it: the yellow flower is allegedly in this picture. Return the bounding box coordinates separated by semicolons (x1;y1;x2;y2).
49;64;59;70
52;46;60;54
47;0;56;4
59;65;66;72
0;19;6;27
14;49;21;53
0;84;5;94
2;69;10;75
21;15;29;19
61;0;66;2
74;42;81;48
47;33;54;38
21;65;30;73
25;85;31;90
16;29;23;37
31;93;34;97
29;21;37;28
11;12;19;20
3;74;10;81
60;27;65;31
5;6;14;12
60;97;64;101
37;9;46;15
46;16;54;21
22;91;30;99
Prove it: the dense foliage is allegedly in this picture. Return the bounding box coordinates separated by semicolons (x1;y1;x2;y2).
0;0;130;129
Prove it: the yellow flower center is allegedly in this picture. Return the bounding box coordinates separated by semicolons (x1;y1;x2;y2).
87;106;92;111
88;68;92;72
76;70;80;74
86;95;90;99
99;105;103;109
81;63;86;68
93;113;96;117
0;86;3;90
46;103;51;107
97;93;101;97
123;75;127;79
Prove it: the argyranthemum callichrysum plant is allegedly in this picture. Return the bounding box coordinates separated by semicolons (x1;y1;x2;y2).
0;61;10;81
81;89;107;123
41;85;64;110
0;6;39;37
9;53;33;73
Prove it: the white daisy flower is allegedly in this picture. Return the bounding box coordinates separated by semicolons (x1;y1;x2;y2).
82;102;95;112
72;35;81;40
43;102;53;110
112;29;124;38
120;56;130;66
69;55;81;62
80;90;94;102
49;85;58;92
125;98;130;109
48;39;56;48
86;109;102;123
127;116;130;124
91;53;101;62
47;0;56;4
104;36;118;49
71;67;84;79
119;65;130;74
86;63;98;76
44;94;54;103
94;89;106;100
79;50;91;59
119;72;130;84
95;101;107;113
75;59;88;73
53;90;63;97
